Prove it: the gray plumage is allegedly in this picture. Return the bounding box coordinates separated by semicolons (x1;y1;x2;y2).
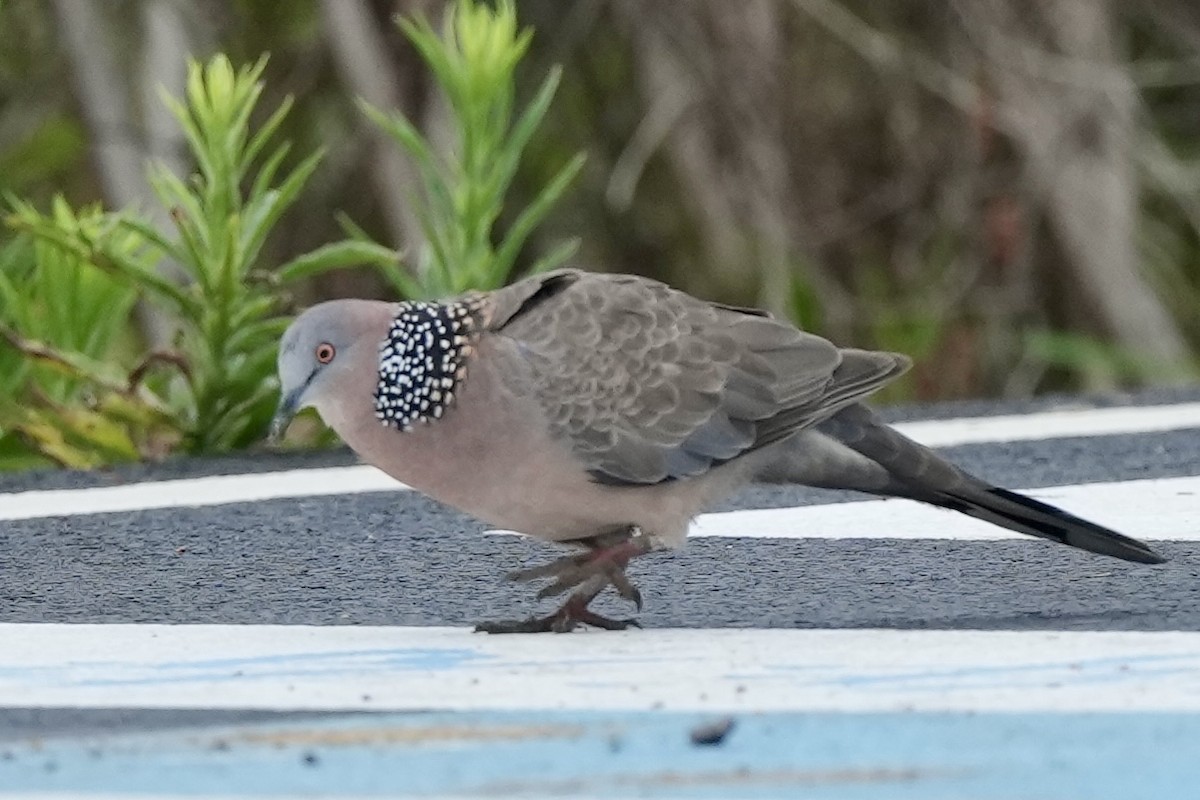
272;268;1166;632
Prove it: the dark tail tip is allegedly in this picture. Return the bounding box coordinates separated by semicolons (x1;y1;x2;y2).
987;487;1168;565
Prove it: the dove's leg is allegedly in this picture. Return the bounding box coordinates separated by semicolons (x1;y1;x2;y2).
475;528;653;634
514;530;650;605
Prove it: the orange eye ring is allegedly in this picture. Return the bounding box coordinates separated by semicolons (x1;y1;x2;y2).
315;342;336;364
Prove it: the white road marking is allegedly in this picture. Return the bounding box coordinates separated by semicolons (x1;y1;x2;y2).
0;796;502;800
5;473;1199;546
1;402;1197;523
480;474;1200;542
892;401;1200;448
2;624;1199;713
0;797;287;800
0;465;406;522
685;474;1200;541
0;797;504;800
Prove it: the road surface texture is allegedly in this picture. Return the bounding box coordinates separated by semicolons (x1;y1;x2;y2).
2;388;1199;798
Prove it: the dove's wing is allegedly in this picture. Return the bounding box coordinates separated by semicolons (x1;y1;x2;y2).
484;269;910;485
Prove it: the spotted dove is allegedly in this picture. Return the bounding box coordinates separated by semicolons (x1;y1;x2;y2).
271;268;1166;633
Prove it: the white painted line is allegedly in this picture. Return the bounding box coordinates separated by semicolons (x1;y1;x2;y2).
0;796;553;800
686;474;1200;542
0;797;298;800
484;473;1200;542
3;624;1200;713
0;465;407;522
1;797;232;800
891;401;1200;448
1;401;1197;522
0;796;494;800
0;796;506;800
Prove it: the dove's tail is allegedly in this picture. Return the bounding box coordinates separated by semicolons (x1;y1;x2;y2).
907;482;1165;564
783;404;1167;565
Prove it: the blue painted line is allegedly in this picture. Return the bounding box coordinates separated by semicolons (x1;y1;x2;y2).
9;627;1200;712
804;652;1200;692
0;647;490;690
73;648;488;688
1;710;1198;798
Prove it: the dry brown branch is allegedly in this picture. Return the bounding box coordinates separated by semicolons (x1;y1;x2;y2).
126;350;191;393
958;0;1190;370
51;0;192;348
319;0;429;252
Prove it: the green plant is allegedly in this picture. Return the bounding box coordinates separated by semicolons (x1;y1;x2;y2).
354;0;584;299
0;202;177;468
7;55;397;461
1;0;586;471
0;200;135;400
1023;328;1192;391
840;242;960;403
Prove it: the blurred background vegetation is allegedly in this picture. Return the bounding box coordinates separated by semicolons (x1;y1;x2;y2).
2;0;1200;465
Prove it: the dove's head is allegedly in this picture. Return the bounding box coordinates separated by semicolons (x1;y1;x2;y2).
270;299;393;442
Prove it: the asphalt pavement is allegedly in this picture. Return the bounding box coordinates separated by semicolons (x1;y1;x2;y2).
2;394;1198;631
2;389;1200;798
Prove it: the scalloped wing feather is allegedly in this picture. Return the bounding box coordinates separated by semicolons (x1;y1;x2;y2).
487;270;908;485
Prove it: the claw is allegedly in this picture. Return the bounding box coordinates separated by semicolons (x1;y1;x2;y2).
475;595;642;634
526;535;651;600
504;552;590;584
574;610;641;631
536;576;576;601
607;566;643;610
474;617;559;634
484;532;653;632
535;567;612;602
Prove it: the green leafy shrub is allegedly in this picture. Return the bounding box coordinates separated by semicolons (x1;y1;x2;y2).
5;55;396;464
0;202;176;468
1;0;582;470
355;0;584;298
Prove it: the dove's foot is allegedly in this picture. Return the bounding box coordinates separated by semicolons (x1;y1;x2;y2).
478;529;654;633
505;532;652;608
474;594;641;634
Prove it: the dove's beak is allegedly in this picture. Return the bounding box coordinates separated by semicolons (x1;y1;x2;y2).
268;388;302;445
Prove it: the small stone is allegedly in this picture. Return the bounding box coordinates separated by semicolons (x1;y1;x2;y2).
689;717;736;746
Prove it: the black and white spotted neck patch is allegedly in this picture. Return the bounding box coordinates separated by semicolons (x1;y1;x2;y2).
374;300;477;431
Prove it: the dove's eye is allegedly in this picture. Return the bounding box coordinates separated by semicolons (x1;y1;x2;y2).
315;342;336;364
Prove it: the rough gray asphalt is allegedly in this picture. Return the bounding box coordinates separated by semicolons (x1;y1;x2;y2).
2;390;1200;737
2;394;1198;631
